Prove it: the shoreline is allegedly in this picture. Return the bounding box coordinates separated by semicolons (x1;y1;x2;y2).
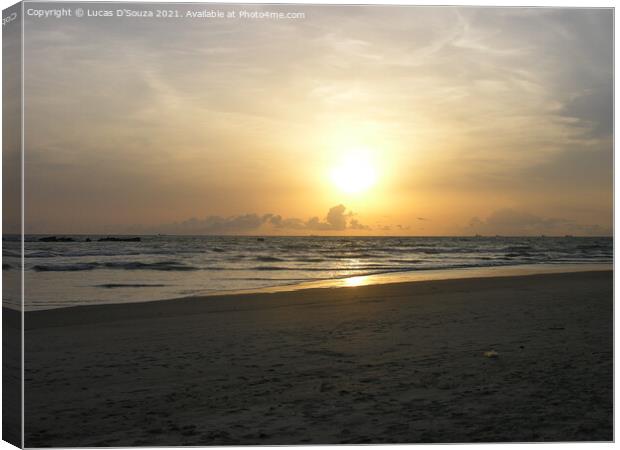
24;270;613;445
220;261;613;295
21;262;612;314
23;268;611;329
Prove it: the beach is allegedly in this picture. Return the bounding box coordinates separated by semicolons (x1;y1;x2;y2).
23;270;612;446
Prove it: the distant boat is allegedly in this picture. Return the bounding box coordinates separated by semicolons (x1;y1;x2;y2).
257;237;265;242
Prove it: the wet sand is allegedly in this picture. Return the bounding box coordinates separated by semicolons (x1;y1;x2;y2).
24;270;612;446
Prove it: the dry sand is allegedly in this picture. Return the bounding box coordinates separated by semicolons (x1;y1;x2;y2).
23;271;612;446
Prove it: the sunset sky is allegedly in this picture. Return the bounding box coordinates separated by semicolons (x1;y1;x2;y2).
21;5;612;236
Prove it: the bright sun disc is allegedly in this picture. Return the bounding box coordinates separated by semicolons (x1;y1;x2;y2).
330;151;377;194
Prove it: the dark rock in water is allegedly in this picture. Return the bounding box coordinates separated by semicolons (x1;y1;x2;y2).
257;237;265;242
85;238;91;242
97;237;141;242
38;236;75;242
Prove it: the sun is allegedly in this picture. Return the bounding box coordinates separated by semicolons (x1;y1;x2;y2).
330;150;378;195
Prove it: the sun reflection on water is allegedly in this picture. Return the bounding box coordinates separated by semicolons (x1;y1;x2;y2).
343;276;372;287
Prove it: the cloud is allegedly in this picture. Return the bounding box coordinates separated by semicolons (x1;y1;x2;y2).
132;205;369;235
325;204;348;230
349;218;371;230
560;84;613;139
293;204;371;231
149;213;265;235
264;214;306;230
303;204;349;231
467;209;610;236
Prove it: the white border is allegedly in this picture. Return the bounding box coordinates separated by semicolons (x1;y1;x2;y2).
0;1;615;450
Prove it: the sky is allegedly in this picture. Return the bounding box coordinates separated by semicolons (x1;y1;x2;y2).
20;4;613;235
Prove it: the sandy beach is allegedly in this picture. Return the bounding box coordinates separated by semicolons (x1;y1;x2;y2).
23;270;612;446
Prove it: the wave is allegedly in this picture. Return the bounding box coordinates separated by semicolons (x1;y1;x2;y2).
102;261;199;271
243;261;531;279
33;261;199;272
255;256;286;262
387;258;425;264
96;283;169;289
28;249;198;258
576;244;611;251
294;257;325;263
22;237;612;277
501;245;533;252
33;263;98;272
25;251;59;258
250;264;421;272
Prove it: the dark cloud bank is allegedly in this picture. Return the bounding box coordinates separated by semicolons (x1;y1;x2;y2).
129;206;609;237
133;205;370;235
467;209;611;236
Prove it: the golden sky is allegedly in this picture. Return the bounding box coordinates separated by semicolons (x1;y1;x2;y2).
19;5;613;235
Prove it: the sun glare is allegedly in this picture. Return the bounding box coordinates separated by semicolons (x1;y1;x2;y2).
330;150;377;195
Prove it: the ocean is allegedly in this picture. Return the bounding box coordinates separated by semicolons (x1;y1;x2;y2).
3;235;613;310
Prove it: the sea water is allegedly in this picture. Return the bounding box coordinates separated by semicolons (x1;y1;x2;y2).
2;235;612;310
